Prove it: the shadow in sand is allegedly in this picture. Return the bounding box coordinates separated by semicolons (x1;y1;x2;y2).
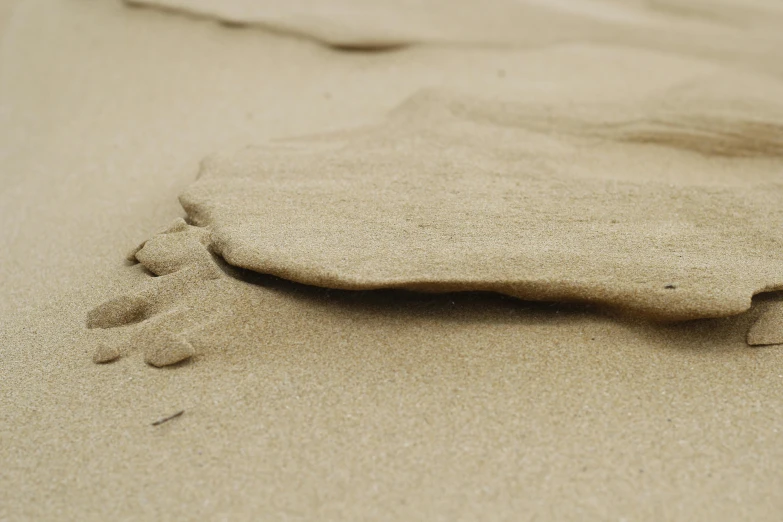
125;0;412;53
626;291;783;354
226;262;602;325
224;258;782;354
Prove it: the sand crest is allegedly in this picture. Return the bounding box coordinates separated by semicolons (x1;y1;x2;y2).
125;0;783;72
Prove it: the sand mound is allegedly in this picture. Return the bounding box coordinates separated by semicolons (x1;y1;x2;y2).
124;0;783;71
85;71;783;367
175;84;783;322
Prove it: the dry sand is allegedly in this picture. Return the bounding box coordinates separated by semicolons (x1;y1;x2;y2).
2;0;783;520
125;0;783;70
170;85;783;320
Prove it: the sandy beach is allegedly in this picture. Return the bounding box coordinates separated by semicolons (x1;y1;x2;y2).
2;1;783;520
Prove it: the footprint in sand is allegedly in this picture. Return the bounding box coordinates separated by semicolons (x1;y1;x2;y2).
87;81;783;366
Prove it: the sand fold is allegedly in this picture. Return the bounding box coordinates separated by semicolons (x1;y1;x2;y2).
86;69;783;365
180;85;783;321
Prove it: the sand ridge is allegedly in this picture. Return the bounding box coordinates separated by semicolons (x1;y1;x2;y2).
124;0;783;74
85;74;783;366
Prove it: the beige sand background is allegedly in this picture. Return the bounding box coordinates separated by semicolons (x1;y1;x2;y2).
126;0;783;69
1;0;782;520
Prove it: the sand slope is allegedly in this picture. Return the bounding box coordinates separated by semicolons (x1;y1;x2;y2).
126;0;783;73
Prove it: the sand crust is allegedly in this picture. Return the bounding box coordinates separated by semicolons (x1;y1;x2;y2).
165;81;783;320
85;75;783;369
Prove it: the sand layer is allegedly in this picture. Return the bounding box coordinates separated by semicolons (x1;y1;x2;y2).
166;82;783;320
84;63;783;371
3;1;783;520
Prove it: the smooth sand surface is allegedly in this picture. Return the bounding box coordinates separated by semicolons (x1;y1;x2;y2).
125;0;783;70
2;1;783;520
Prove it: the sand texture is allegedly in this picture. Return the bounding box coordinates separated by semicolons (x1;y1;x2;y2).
125;0;783;72
4;1;783;520
87;76;783;368
121;81;783;322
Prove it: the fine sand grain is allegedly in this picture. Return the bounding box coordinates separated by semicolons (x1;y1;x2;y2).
3;1;783;520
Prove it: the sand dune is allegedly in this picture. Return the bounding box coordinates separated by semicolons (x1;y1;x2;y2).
125;0;783;73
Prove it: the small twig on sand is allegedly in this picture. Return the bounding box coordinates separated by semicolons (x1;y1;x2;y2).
151;410;185;426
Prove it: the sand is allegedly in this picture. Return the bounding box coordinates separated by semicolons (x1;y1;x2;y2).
125;0;783;71
2;0;783;520
173;85;783;319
